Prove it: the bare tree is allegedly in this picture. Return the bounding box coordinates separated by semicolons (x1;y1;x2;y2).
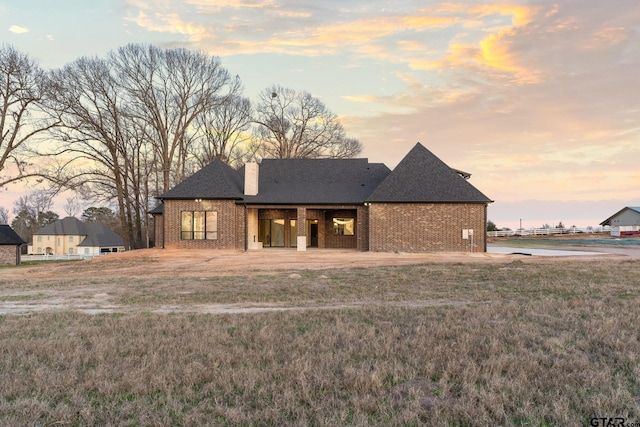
63;196;83;217
43;45;244;249
192;94;253;168
0;45;58;189
252;85;362;159
111;44;242;191
10;190;57;244
45;56;136;248
0;206;8;224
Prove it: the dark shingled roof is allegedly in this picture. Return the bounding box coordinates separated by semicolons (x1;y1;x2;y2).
0;225;25;245
77;223;125;247
34;217;124;247
149;204;164;215
367;143;492;203
159;159;243;200
156;143;491;205
35;216;86;236
242;159;391;204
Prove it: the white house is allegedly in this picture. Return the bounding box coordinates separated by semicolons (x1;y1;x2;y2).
600;207;640;237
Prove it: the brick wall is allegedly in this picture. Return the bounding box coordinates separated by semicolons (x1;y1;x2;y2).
160;201;486;252
357;205;369;251
0;245;19;265
153;214;163;248
235;205;245;250
369;203;487;252
323;209;358;249
162;199;242;250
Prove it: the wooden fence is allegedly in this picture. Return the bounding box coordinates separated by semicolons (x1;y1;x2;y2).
487;226;610;237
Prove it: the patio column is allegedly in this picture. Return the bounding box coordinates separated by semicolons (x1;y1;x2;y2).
246;208;261;250
297;207;306;251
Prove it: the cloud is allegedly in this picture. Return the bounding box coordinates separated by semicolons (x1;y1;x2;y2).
9;25;29;34
122;0;640;211
127;10;208;37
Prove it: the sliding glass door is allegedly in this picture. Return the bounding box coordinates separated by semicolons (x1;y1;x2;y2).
258;219;285;247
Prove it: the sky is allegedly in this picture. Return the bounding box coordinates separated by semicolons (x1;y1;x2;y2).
1;0;639;229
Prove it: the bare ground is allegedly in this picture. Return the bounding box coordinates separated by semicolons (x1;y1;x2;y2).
6;242;635;281
0;245;634;316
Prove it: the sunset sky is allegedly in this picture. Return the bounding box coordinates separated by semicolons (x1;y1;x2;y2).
1;0;639;229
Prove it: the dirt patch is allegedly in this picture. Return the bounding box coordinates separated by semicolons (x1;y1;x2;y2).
3;246;630;282
0;247;633;316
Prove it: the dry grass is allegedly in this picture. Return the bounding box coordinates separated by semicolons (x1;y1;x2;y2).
1;258;639;426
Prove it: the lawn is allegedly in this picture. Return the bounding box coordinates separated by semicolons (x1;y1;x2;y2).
1;258;639;426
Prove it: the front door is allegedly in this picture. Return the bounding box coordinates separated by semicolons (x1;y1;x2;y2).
308;220;318;247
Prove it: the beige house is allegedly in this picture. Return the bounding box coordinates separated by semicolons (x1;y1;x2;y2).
29;217;125;255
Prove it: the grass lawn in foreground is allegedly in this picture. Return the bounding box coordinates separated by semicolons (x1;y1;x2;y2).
1;259;639;426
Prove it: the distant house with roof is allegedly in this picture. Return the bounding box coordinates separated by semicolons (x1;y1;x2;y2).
151;143;492;253
0;224;25;265
600;207;640;237
28;217;125;256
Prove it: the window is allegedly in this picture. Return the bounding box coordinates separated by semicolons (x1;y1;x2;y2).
69;236;74;242
333;218;354;235
69;248;74;255
37;236;42;243
181;211;218;240
289;220;297;247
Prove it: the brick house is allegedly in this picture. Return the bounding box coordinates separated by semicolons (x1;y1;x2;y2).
152;143;492;252
0;224;25;265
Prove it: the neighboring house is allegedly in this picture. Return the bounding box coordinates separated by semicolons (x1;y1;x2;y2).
0;224;25;265
28;217;125;255
152;143;493;253
600;207;640;237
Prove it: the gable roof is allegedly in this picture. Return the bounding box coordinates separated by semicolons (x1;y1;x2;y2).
367;143;492;203
33;217;124;247
242;159;391;204
0;225;25;245
77;223;125;247
599;206;640;226
159;159;244;200
149;204;164;215
156;143;491;205
34;216;86;236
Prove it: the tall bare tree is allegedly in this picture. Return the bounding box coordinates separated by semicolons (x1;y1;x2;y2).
44;45;244;249
45;56;136;248
252;85;362;159
192;93;253;168
0;45;58;189
111;44;242;191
